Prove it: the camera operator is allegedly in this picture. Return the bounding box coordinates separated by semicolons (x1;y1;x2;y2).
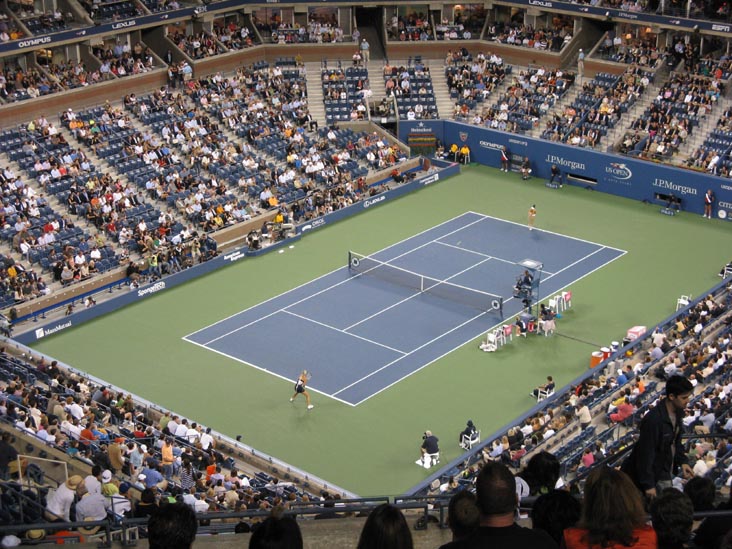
391;168;405;184
420;430;439;458
247;229;260;251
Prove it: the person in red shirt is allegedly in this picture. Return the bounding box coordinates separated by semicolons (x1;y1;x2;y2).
610;397;635;423
79;421;98;446
563;467;656;549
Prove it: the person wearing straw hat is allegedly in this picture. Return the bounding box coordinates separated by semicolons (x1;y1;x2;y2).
45;475;83;521
76;481;110;526
290;370;314;410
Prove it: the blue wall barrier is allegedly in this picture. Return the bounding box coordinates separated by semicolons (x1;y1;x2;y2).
400;120;730;217
14;164;458;344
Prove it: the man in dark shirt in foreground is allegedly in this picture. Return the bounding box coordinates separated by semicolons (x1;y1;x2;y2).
440;461;558;549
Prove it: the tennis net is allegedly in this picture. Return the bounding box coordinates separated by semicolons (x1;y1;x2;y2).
348;251;503;314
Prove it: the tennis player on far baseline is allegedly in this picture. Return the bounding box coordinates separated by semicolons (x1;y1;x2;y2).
290;370;314;410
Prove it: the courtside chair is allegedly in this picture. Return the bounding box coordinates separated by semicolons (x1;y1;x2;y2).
536;387;555;402
460;430;481;451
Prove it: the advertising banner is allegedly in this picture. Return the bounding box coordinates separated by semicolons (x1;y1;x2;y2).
401;120;727;216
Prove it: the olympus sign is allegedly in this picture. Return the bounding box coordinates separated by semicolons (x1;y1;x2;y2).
652;178;697;195
479;140;504;150
363;196;386;208
18;36;52;48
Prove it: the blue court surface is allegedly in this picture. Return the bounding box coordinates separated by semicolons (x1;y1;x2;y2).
184;212;626;406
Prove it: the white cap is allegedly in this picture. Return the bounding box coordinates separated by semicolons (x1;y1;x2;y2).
101;470;112;483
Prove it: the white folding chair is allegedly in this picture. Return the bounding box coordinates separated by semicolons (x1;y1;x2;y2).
460;429;481;450
416;452;441;469
676;294;691;311
562;290;572;309
480;332;498;352
536;387;555;402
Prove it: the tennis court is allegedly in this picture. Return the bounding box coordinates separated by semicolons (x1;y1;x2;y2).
184;212;626;406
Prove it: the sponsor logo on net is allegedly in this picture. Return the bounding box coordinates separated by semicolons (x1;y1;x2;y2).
544;154;585;171
137;281;166;298
605;163;632;184
479;140;503;151
35;321;72;339
652;178;697;195
300;218;326;232
363;195;386;208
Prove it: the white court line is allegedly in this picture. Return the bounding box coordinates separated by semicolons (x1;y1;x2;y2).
467;211;628;254
282;310;408;355
181;337;357;407
333;300;513;397
343;289;426;332
200;214;489;346
351;247;629;406
184;211;628;405
184;211;484;339
541;247;607;283
434;240;556;274
346;256;497;331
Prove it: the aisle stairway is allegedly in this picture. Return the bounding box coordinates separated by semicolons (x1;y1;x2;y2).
304;61;327;128
428;58;454;120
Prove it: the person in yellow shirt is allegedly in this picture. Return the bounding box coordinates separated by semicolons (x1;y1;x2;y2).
458;144;470;164
161;438;175;480
449;143;459;161
528;204;537;231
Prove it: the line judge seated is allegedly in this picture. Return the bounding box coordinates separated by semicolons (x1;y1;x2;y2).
532;375;555;398
419;430;440;467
